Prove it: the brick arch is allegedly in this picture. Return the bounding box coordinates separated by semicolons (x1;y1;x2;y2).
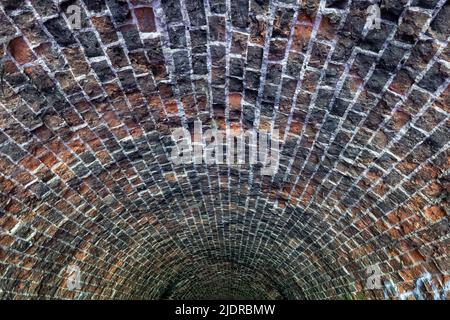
0;0;448;300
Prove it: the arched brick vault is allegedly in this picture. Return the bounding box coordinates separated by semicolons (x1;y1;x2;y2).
0;0;449;300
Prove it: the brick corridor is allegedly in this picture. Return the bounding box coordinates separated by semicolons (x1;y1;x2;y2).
0;0;448;299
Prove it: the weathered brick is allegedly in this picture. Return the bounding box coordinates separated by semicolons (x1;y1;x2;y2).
8;37;35;65
134;7;156;32
44;16;76;46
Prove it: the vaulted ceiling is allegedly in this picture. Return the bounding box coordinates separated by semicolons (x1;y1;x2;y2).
0;0;449;299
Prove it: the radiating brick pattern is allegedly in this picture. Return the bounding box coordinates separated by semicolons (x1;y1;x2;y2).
0;0;449;300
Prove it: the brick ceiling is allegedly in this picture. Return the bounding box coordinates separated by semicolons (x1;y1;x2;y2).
0;0;449;300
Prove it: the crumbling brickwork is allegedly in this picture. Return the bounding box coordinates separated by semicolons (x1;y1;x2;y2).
0;0;448;300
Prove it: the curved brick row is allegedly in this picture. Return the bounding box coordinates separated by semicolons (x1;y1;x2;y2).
0;0;448;299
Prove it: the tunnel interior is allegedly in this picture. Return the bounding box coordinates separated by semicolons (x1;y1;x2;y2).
0;0;449;300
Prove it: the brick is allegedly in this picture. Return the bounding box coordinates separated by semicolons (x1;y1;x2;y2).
395;9;431;44
44;16;76;46
8;37;35;65
423;206;446;222
429;3;450;41
91;16;119;44
134;7;156;32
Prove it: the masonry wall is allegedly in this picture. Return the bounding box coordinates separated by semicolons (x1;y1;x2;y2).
0;0;449;300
